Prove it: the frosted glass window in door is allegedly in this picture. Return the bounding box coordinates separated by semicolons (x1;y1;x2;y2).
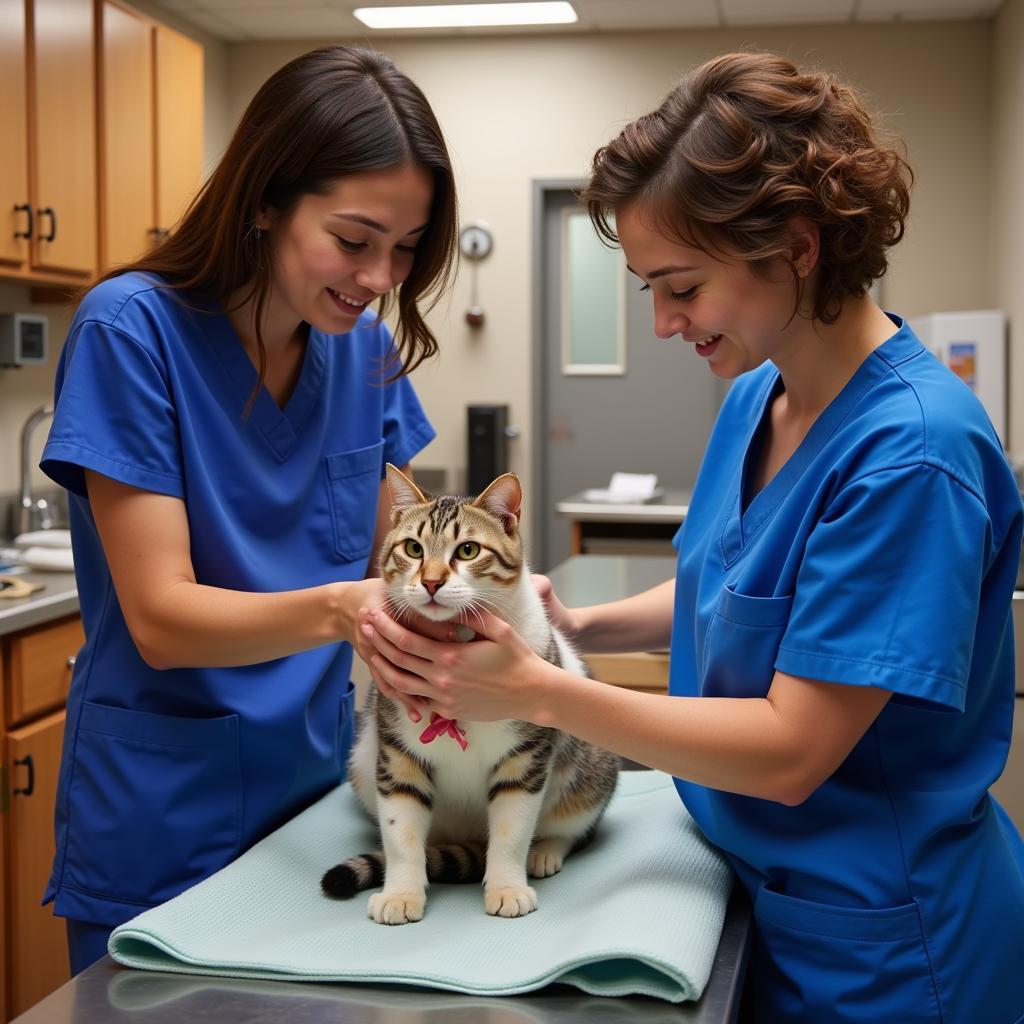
561;208;625;375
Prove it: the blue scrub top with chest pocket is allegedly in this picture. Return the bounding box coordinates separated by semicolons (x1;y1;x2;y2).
39;272;435;928
670;316;1024;1023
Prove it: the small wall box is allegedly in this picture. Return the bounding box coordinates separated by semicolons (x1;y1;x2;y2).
0;313;48;367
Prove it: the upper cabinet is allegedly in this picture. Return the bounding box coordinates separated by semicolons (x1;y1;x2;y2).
0;0;29;270
155;23;204;238
0;0;205;285
100;3;204;268
31;0;97;278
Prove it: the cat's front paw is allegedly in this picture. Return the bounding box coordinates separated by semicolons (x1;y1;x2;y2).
484;885;538;918
527;846;564;878
368;890;426;925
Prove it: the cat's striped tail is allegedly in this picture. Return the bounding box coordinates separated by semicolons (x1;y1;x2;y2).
321;842;486;899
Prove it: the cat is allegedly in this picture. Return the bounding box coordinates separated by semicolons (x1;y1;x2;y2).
321;464;619;925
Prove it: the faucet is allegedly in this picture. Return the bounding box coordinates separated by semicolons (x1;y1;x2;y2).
18;404;55;536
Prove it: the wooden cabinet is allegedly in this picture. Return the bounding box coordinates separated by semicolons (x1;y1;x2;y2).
154;22;204;236
2;615;83;1021
1;0;204;285
99;1;203;267
0;0;30;271
29;0;97;279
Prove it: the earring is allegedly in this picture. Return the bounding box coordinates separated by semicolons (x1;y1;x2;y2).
254;225;263;241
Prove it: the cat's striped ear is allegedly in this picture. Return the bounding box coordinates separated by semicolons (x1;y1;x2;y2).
385;464;429;522
471;473;522;534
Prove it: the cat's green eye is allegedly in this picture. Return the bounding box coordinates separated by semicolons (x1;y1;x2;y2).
455;541;480;561
404;539;424;558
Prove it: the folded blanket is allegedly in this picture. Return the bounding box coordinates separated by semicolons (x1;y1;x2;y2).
109;770;732;1003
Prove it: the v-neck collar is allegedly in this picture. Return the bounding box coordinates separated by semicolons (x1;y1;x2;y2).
209;312;327;462
720;316;920;566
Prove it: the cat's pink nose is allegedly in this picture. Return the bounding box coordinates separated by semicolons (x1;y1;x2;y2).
422;578;445;596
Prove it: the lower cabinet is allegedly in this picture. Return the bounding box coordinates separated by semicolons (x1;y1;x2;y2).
2;615;82;1021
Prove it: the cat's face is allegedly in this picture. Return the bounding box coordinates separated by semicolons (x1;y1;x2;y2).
380;466;524;623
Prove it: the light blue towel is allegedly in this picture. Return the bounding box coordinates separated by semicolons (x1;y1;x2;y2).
109;770;732;1003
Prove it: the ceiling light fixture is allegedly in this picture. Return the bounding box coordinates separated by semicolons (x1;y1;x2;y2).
353;3;577;30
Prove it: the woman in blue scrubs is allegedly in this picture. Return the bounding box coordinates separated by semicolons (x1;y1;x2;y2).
40;46;457;974
361;53;1024;1022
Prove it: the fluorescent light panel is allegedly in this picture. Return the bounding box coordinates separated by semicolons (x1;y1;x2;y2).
353;3;578;29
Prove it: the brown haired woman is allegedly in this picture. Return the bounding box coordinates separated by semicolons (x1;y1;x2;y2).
38;45;457;974
362;52;1024;1021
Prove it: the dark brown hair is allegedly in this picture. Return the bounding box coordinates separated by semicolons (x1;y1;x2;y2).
583;51;913;323
94;45;457;392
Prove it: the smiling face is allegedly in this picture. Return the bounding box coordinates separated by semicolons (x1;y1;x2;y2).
262;164;434;333
616;200;810;379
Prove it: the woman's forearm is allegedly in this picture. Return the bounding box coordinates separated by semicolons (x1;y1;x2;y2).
132;578;367;670
571;579;675;654
532;661;802;803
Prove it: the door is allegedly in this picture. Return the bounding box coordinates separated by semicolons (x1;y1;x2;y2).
534;184;726;570
0;0;28;269
8;710;70;1018
101;1;155;267
30;0;96;276
154;23;204;235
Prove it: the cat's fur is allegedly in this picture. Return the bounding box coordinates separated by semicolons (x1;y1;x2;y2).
321;465;619;925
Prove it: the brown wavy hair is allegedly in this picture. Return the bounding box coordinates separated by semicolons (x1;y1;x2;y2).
582;51;913;323
93;45;457;395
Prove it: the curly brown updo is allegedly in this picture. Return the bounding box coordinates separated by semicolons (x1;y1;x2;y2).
583;52;913;324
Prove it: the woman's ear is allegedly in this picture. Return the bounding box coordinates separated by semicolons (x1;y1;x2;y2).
786;216;820;278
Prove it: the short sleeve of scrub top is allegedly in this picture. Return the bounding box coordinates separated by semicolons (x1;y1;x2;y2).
775;462;990;711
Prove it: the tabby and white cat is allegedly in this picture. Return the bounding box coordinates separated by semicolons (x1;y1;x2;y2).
321;465;619;925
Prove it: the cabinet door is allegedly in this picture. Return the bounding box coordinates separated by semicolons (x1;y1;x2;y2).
0;0;29;269
154;23;204;234
7;710;69;1019
30;0;96;276
100;1;155;267
6;616;84;728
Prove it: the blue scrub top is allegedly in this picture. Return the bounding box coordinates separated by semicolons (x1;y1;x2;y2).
670;316;1024;1023
40;272;435;928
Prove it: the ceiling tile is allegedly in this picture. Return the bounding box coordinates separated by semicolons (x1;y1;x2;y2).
857;0;1001;18
208;4;355;36
178;6;250;36
575;0;720;29
722;0;855;24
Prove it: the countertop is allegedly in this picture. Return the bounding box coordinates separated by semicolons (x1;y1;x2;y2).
11;553;750;1024
0;567;79;636
555;489;691;524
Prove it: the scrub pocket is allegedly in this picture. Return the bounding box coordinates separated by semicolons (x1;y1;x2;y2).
753;882;941;1023
325;440;385;563
66;701;242;906
700;585;793;698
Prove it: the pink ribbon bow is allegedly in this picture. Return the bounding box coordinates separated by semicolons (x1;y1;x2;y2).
419;713;468;751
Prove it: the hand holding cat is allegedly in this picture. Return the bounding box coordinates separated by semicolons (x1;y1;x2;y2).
361;607;547;723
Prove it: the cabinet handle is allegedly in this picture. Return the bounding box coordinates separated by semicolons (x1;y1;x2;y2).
66;655;76;669
13;203;33;240
38;206;57;243
13;756;34;798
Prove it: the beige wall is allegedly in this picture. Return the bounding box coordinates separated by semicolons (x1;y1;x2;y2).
225;22;996;505
994;0;1024;454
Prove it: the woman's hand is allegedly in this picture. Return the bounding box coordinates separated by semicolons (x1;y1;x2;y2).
359;607;548;724
342;579;450;723
531;574;579;639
